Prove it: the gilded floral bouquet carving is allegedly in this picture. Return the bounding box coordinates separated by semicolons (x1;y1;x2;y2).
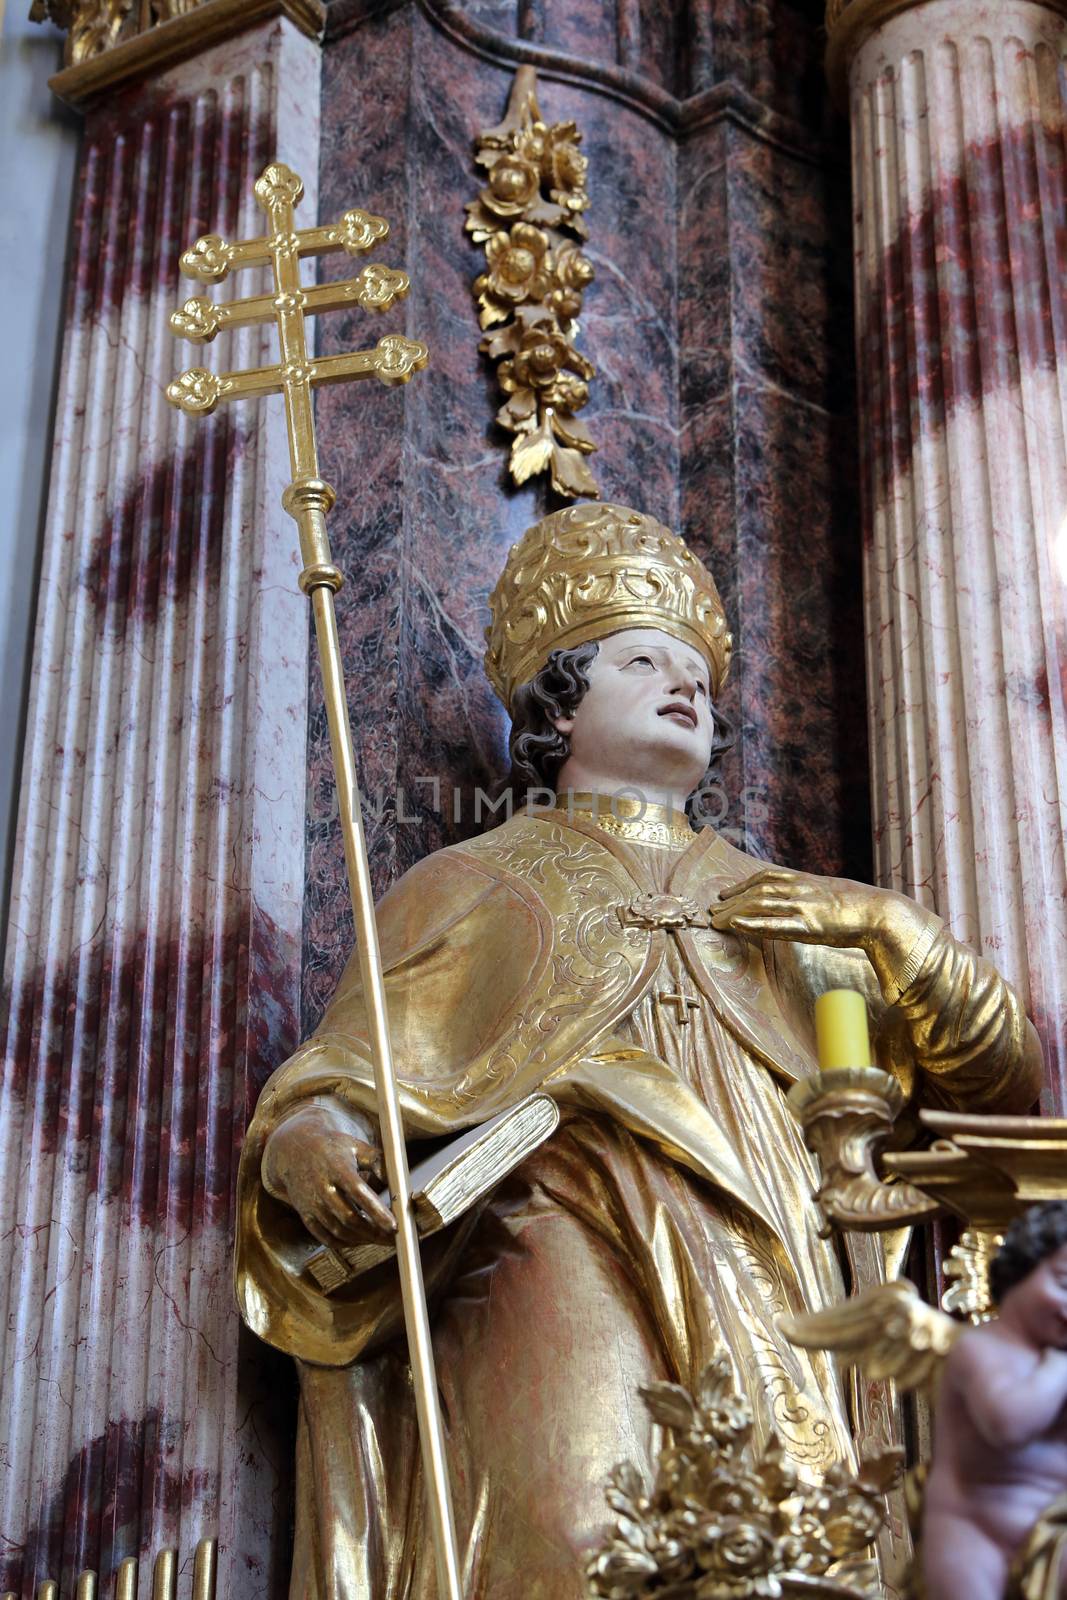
587;1355;898;1599
467;66;600;500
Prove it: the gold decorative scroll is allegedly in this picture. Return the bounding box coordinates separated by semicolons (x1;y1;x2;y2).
941;1228;1003;1323
786;1067;943;1234
28;0;200;65
467;65;600;500
2;1538;218;1600
28;0;324;82
787;1071;1067;1316
28;0;130;64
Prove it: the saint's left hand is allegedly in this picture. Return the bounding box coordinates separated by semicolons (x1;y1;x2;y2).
709;865;929;957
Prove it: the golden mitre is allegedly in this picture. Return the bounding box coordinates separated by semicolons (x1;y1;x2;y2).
484;501;733;711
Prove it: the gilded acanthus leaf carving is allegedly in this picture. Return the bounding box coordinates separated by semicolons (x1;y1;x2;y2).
468;65;600;501
586;1352;898;1599
28;0;133;64
27;0;213;65
787;1068;943;1236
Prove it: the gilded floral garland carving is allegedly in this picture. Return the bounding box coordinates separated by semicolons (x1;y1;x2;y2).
467;65;600;500
586;1352;897;1598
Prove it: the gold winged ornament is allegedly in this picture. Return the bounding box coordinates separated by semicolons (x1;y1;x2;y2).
781;1285;1067;1599
779;1281;961;1395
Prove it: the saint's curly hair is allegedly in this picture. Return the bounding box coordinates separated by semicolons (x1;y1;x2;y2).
989;1201;1067;1305
503;641;734;826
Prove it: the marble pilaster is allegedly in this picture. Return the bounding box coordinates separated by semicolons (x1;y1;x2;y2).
0;18;319;1596
835;0;1067;1110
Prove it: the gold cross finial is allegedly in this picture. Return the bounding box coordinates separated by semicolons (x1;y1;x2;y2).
167;158;427;593
167;160;427;484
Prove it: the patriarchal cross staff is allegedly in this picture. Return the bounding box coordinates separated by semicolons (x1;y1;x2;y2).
166;161;464;1600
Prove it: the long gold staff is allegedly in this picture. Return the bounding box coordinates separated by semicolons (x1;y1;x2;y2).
166;162;463;1600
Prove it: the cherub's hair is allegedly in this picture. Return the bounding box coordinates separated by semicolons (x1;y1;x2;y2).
989;1201;1067;1304
503;641;734;826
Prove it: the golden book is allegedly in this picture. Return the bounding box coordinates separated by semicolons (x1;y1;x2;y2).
307;1093;560;1294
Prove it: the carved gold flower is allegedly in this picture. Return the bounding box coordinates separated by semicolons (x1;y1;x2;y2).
618;893;710;931
548;244;595;322
542;372;589;411
548;134;589;211
514;121;550;166
697;1514;778;1590
479;223;552;308
587;1352;893;1600
480;153;541;217
779;1509;833;1570
501;326;593;395
469;68;600;499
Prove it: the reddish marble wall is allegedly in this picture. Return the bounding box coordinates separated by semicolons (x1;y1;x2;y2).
304;0;867;1025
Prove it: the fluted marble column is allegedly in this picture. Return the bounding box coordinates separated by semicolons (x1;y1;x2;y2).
0;14;320;1597
831;0;1067;1110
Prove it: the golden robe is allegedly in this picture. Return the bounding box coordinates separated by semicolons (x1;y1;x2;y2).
236;806;1042;1600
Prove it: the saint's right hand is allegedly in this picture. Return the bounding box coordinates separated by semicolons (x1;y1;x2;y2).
261;1102;396;1250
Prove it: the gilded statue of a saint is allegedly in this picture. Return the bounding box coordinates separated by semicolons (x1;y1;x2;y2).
235;503;1042;1600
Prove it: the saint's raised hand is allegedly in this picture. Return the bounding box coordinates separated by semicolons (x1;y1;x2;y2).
261;1099;396;1251
709;865;913;952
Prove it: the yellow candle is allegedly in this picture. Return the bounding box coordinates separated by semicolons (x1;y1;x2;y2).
814;988;872;1070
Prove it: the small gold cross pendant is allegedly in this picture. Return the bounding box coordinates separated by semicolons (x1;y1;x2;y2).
657;991;700;1025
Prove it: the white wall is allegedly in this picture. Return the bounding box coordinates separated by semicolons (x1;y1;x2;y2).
0;10;79;934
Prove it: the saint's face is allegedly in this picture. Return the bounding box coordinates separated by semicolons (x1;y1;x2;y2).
1007;1240;1067;1348
552;627;716;802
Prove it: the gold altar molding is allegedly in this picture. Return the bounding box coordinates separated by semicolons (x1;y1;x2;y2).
30;0;324;108
1;1539;217;1600
467;65;601;501
826;0;1067;101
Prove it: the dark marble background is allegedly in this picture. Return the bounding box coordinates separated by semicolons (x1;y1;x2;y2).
304;0;868;1026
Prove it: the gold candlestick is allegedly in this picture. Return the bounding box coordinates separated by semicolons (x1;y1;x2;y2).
789;988;942;1233
167;163;462;1600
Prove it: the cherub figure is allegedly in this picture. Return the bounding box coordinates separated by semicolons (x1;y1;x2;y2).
924;1202;1067;1600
